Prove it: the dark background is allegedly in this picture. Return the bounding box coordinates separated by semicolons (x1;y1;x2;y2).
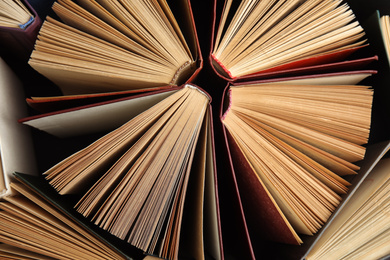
2;0;390;259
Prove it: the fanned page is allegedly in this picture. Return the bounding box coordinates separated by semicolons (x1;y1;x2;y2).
0;0;42;62
40;85;220;260
0;0;32;28
29;0;197;94
380;14;390;65
307;154;390;260
212;0;367;79
245;71;376;86
0;243;54;260
221;82;373;244
0;182;127;260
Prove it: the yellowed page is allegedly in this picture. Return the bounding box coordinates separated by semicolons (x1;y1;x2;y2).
307;158;390;260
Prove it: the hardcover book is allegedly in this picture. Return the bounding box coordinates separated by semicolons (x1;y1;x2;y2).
210;0;377;83
28;0;203;95
19;84;224;260
1;0;390;259
0;0;42;62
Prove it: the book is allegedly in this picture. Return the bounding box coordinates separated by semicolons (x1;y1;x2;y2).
210;0;375;82
348;9;390;144
305;140;390;260
28;0;202;95
0;57;128;260
0;0;32;29
0;57;37;195
19;84;224;260
238;140;390;260
380;14;390;63
220;76;374;247
0;173;133;260
0;0;42;62
2;0;390;259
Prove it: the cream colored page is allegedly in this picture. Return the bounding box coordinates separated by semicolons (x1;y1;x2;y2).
23;90;177;138
213;0;365;77
0;0;32;27
265;73;373;86
8;182;125;259
307;158;390;259
380;15;390;63
0;58;37;193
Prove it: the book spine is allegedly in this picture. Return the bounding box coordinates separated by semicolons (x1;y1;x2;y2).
211;54;235;79
221;88;232;121
170;61;194;85
185;83;212;103
19;16;35;29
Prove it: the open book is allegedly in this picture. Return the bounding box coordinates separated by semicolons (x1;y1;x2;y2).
210;0;375;82
0;0;42;62
28;0;202;95
19;84;223;260
0;173;133;260
0;0;33;28
0;57;134;260
220;75;374;246
305;140;390;260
